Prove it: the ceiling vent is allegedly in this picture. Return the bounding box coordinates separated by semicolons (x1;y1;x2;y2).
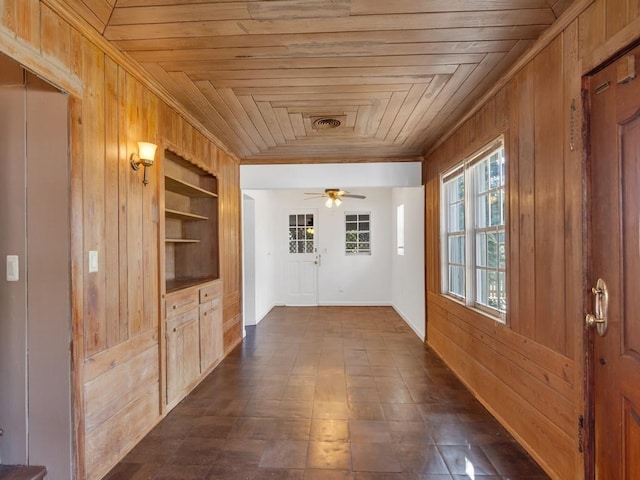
313;117;342;129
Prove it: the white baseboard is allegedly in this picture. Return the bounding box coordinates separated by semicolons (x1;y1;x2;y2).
392;305;425;341
318;301;393;306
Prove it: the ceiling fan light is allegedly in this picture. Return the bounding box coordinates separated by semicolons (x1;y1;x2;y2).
325;198;333;208
334;198;342;207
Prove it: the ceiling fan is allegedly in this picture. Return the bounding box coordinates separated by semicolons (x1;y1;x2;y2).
304;188;366;208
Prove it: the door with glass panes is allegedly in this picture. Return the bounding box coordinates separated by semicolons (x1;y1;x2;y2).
285;210;318;305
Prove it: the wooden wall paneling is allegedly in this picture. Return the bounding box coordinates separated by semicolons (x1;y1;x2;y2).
533;37;567;354
562;20;585;474
494;84;509;130
432;298;575;400
125;73;145;338
84;344;158;433
117;66;130;342
41;3;71;68
1;0;17;34
84;382;158;479
104;55;122;348
429;292;575;382
562;20;583;362
425;163;440;294
142;87;160;334
69;93;86;480
84;330;158;384
605;0;632;38
428;316;576;480
578;1;606;61
432;310;575;436
516;63;536;339
16;0;39;46
82;39;107;356
507;77;521;333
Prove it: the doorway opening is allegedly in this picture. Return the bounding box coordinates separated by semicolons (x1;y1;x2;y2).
0;54;72;478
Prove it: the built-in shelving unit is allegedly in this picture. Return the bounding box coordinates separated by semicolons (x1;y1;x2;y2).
163;149;219;293
165;238;201;244
165;175;218;199
165;208;208;222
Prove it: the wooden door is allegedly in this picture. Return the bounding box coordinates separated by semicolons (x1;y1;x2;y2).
285;210;319;306
199;298;223;372
588;47;640;480
166;309;200;405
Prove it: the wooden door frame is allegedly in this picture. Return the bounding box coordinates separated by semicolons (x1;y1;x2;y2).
582;36;640;480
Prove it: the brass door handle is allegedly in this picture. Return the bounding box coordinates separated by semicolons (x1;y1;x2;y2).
585;278;608;336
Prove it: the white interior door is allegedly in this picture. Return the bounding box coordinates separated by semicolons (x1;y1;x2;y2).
285;210;318;305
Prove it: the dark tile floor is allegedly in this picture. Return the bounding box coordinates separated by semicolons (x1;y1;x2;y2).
104;306;550;480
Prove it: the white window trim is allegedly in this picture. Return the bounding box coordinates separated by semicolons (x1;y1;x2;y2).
440;137;506;322
397;204;405;256
345;211;371;256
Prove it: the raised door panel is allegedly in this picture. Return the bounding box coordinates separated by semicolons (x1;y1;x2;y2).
199;298;223;372
166;308;199;405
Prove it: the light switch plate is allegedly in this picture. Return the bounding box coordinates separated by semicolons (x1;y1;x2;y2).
6;255;19;281
89;250;99;273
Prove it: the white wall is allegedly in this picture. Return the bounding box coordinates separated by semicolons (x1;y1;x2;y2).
241;162;422;189
275;189;392;306
391;187;426;339
243;190;279;324
241;162;425;339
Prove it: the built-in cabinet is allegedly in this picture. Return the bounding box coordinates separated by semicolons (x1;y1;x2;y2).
165;280;223;406
162;147;223;408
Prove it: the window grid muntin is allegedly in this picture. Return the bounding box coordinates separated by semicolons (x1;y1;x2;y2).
289;213;315;254
442;173;466;299
345;212;371;255
472;147;506;313
441;139;506;321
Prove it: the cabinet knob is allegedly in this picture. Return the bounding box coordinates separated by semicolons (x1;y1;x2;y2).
173;327;177;332
172;305;176;310
204;312;207;316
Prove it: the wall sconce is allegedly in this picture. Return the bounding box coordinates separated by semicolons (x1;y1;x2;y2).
130;141;157;186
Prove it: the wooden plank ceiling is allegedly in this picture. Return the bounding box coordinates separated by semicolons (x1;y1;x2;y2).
66;0;572;163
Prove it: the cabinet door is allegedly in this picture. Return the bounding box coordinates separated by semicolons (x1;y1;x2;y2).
200;298;223;372
166;309;200;405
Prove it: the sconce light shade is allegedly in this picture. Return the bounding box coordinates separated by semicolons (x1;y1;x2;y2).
137;142;157;165
131;141;158;186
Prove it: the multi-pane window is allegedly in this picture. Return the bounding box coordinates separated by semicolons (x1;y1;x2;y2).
345;213;371;255
442;172;466;299
289;214;314;254
441;138;506;319
474;149;506;312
